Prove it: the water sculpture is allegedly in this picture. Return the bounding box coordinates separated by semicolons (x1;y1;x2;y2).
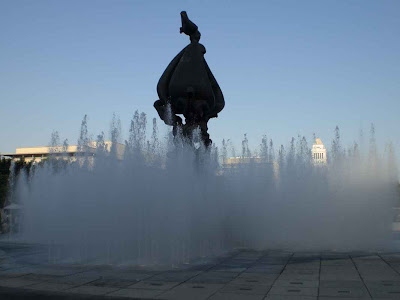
6;12;398;267
154;11;225;147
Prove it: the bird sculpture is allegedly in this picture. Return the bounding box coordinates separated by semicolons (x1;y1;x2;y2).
154;11;224;147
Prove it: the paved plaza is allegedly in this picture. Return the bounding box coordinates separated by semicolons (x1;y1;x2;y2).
2;242;400;299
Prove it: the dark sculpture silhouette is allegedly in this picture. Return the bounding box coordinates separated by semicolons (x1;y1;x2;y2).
154;11;224;147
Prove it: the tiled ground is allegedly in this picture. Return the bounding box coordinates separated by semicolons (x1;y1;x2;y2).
2;242;400;299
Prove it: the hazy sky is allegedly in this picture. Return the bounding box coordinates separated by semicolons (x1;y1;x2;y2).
1;0;399;156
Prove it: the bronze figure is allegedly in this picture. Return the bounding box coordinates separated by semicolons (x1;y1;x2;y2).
154;11;224;147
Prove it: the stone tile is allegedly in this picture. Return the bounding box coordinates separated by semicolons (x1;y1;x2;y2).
148;271;200;282
230;276;275;286
235;252;264;259
273;279;318;288
209;266;248;272
257;259;289;265
278;274;319;281
245;268;283;274
19;273;63;281
245;265;284;274
358;266;393;274
368;285;400;298
129;280;180;290
356;261;392;267
362;275;400;281
388;263;400;272
186;263;217;271
352;255;381;261
320;266;358;273
51;264;97;272
265;296;317;300
264;251;293;257
321;259;354;266
107;271;155;281
255;264;285;268
320;280;364;288
359;271;400;281
86;277;138;288
0;278;40;288
229;259;257;264
16;254;53;264
319;286;370;298
262;252;290;257
157;283;223;300
3;264;40;273
188;272;238;283
267;286;318;297
281;269;319;276
284;263;320;270
289;256;320;261
32;267;81;276
355;261;388;267
56;269;103;278
320;268;361;281
0;263;24;271
287;257;321;265
318;296;375;300
198;272;237;278
217;261;254;267
321;253;350;259
208;292;264;299
321;274;362;281
0;269;31;278
67;285;119;296
288;258;320;264
188;276;234;284
47;273;101;285
219;283;271;295
364;280;400;288
238;273;279;280
298;252;322;256
25;282;75;292
5;248;400;299
380;254;400;263
108;288;164;298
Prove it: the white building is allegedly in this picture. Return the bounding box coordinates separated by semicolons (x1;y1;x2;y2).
312;138;327;164
1;141;125;163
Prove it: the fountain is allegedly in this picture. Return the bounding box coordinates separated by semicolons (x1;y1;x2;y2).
3;13;399;268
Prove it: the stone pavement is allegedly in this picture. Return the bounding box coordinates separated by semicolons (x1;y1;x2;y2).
2;242;400;299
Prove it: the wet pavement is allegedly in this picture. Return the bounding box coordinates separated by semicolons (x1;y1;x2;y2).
2;242;400;299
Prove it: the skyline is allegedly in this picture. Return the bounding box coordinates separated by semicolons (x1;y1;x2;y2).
1;1;399;156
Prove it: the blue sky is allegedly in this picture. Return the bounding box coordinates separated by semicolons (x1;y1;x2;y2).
1;0;399;156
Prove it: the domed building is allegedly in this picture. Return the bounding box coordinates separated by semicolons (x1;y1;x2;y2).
312;138;327;164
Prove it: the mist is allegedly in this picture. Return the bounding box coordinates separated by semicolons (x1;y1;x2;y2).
14;114;399;265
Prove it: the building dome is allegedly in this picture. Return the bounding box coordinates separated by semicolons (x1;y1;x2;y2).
312;138;327;164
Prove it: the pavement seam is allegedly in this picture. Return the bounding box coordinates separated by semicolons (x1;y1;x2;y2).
67;252;228;298
155;251;239;298
200;249;261;299
262;251;294;300
349;252;373;299
377;252;400;276
317;252;321;299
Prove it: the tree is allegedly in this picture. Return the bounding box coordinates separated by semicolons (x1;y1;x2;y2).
0;158;11;209
331;125;342;162
260;135;268;163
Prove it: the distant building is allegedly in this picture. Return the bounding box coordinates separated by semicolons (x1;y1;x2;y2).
1;141;125;163
312;138;327;164
222;156;280;179
224;156;263;166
